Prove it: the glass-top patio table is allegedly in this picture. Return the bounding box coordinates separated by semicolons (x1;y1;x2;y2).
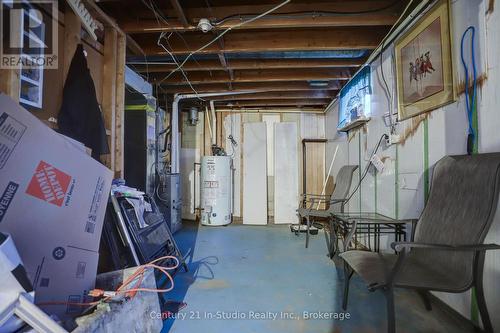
328;212;418;255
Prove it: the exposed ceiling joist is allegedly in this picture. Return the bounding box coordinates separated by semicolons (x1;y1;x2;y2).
161;81;341;93
215;107;325;114
85;0;144;55
121;13;398;33
132;58;365;72
216;99;330;107
158;90;336;101
169;0;189;28
120;1;402;32
208;90;336;101
153;68;351;84
139;27;388;55
96;0;411;110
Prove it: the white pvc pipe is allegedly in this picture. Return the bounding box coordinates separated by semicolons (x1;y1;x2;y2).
205;106;214;146
210;100;216;145
170;90;259;173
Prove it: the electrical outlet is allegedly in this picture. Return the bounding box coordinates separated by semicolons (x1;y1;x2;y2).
370;154;385;173
390;134;401;145
389;134;401;145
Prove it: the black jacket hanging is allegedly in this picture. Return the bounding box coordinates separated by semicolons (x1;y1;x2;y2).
58;44;109;161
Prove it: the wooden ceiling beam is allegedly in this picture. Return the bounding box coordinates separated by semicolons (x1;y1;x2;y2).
158;90;336;101
214;107;325;114
161;81;341;93
139;27;388;55
120;1;402;33
209;90;336;101
132;58;365;72
121;13;398;33
215;99;331;107
169;0;189;28
152;68;351;84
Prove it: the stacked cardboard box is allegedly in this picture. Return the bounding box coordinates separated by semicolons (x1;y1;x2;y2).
0;94;112;319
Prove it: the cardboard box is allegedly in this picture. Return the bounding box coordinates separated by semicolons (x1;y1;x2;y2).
0;94;113;319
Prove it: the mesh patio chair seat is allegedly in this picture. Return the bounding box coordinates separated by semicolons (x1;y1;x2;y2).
340;153;500;333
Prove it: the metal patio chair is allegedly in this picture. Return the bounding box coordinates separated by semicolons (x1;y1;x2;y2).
340;153;500;333
297;165;358;254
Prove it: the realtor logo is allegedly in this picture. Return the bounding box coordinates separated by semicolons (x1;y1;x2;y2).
1;0;59;69
26;161;71;207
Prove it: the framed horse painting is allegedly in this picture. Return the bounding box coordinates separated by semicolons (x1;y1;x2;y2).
395;0;455;120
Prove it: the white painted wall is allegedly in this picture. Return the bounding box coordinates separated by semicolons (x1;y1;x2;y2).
325;0;500;328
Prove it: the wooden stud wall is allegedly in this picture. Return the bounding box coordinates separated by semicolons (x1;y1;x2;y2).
62;5;81;81
0;6;127;176
114;34;126;177
0;68;20;102
101;28;118;169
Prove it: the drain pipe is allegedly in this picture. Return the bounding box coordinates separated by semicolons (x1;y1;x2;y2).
171;91;258;173
210;100;217;145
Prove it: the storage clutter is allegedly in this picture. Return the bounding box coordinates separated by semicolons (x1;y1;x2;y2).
0;94;185;330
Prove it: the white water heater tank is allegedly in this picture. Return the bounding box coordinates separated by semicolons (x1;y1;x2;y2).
200;156;232;226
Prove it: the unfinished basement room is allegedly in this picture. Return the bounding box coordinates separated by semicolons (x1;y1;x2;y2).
1;0;500;332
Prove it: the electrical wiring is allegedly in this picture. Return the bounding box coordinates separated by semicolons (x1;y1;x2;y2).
344;134;388;204
336;0;415;122
141;0;210;73
37;256;180;307
212;0;403;25
38;256;180;310
460;26;477;155
157;33;205;101
379;48;397;133
140;0;205;100
161;0;292;81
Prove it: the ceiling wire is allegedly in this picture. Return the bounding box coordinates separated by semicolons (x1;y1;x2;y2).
376;0;416;131
140;0;204;100
144;0;210;74
157;32;205;101
159;0;292;83
336;0;415;106
212;0;404;25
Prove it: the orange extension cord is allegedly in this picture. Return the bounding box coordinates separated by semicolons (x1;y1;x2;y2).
38;255;180;308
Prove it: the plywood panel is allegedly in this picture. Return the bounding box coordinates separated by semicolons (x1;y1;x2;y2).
180;148;198;220
0;69;20;102
305;142;326;209
262;114;280;217
224;114;241;216
241;113;261;123
301;113;325;138
243;122;267;225
300;113;326;208
262;114;280;176
274;122;299;224
62;5;81;81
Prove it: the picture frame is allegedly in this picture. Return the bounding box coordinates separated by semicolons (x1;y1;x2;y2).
395;0;455;120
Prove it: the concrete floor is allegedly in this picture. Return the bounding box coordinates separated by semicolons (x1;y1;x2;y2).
158;222;476;333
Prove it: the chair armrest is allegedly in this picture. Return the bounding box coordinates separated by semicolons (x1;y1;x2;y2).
302;194;331;199
391;242;500;253
329;198;348;204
